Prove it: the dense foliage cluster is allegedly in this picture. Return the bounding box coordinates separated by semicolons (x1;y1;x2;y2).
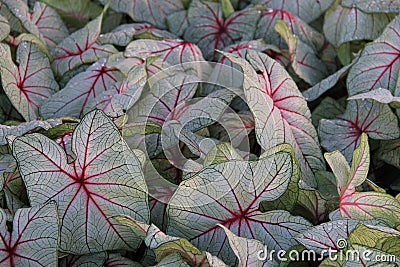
0;0;399;266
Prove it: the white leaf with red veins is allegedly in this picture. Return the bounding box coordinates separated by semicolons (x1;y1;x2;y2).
224;50;325;188
347;16;400;96
0;42;58;121
252;0;335;23
0;202;58;266
12;110;150;254
59;252;107;267
41;58;124;119
319;99;400;161
52;10;118;76
1;0;68;50
167;147;312;265
184;1;261;60
99;0;184;29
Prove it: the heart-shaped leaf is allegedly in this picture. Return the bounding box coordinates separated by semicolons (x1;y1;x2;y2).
12;110;150;254
224;50;325;188
40;58;124;118
184;0;260;60
52;9;117;76
325;133;400;227
323;3;394;47
167;145;312;264
319;99;399;161
347;16;400;96
100;0;183;29
0;202;58;266
0;42;58;121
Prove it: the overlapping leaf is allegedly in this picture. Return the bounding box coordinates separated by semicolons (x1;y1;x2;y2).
252;0;335;23
167;146;312;265
348;88;400;108
1;0;69;50
0;42;58;121
184;0;261;60
342;0;400;13
40;58;124;118
52;9;117;76
0;14;9;41
100;0;183;29
0;202;58;266
12;110;150;254
319;99;399;161
325;134;400;227
347;16;400;95
224;50;325;188
323;3;394;47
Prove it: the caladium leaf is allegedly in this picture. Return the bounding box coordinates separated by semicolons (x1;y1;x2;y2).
206;252;229;267
348;224;400;251
153;253;191;267
0;202;59;266
98;23;176;47
311;97;346;128
12;110;150;254
125;39;204;69
377;139;400;169
319;99;400;161
302;63;354;101
274;19;328;85
255;8;325;52
52;9;118;77
348;88;400;108
203;143;242;166
184;1;261;60
325;134;400;227
219;224;278;267
296;219;361;253
1;0;69;50
167;146;312;264
252;0;335;23
2;170;29;216
59;252;108;267
100;0;183;29
166;10;188;37
224;50;325;188
37;0;102;29
0;119;62;146
0;14;9;41
347;16;400;96
342;0;400;14
0;42;58;121
323;3;394;47
40;58;124;118
0;154;15;178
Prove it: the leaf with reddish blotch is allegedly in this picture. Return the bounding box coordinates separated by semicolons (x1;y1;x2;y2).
40;58;124;119
0;202;58;266
12;110;150;254
224;50;325;188
255;8;325;52
0;42;58;121
167;145;312;265
323;4;394;48
52;9;118;77
347;16;400;96
184;1;261;60
319;99;399;161
98;23;176;47
99;0;183;29
1;0;69;50
325;134;400;227
252;0;335;23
